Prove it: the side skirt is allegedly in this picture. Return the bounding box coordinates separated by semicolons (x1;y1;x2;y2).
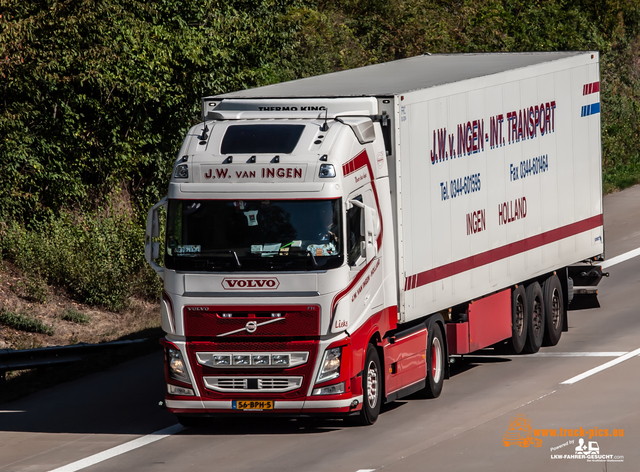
385;379;426;403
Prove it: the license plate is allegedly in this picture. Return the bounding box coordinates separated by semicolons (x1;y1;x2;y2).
233;400;274;410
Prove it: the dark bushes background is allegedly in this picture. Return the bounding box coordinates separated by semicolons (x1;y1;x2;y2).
1;0;639;309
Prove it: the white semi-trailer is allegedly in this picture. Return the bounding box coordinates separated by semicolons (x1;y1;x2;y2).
145;52;605;426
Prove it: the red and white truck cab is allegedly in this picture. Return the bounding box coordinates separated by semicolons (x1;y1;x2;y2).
146;52;605;426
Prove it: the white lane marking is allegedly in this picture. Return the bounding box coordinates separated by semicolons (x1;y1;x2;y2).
601;247;640;269
561;346;640;385
453;352;627;358
47;424;184;472
356;469;376;472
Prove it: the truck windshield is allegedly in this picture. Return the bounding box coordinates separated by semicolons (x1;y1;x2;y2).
165;199;343;271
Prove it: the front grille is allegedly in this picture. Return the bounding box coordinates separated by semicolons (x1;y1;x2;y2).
184;304;320;337
204;376;303;393
187;340;318;400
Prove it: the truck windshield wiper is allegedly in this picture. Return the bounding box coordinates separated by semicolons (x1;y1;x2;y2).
230;250;241;268
306;249;318;267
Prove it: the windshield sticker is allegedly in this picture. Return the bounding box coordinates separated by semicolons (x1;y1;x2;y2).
251;245;263;254
262;243;281;256
244;210;258;226
307;243;337;256
175;245;201;255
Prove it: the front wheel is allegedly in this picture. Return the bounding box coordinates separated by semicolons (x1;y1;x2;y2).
354;344;382;426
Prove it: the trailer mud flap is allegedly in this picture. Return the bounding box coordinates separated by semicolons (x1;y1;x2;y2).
567;265;606;311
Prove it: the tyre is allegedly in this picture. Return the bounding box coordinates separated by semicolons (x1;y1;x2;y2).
424;323;445;398
509;285;528;354
523;282;545;353
542;274;564;346
354;344;382;426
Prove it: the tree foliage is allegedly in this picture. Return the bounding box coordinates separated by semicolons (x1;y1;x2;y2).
1;0;640;309
0;0;312;220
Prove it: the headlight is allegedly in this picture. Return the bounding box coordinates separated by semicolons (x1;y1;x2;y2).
317;347;342;383
167;347;191;384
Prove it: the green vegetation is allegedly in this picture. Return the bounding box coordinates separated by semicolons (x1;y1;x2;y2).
0;310;55;336
1;0;640;311
60;308;92;325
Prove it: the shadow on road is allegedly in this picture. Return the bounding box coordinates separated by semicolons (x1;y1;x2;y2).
0;347;513;436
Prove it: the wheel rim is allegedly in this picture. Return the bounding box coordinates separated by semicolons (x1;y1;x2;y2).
366;360;379;408
432;336;443;384
515;296;524;336
551;288;560;329
532;297;543;337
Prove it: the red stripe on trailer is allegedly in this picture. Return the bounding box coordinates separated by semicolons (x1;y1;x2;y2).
404;214;602;291
583;81;600;95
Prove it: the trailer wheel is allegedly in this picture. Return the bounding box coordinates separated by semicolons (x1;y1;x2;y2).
509;285;528;354
542;275;563;346
424;323;444;398
523;282;545;353
354;344;382;426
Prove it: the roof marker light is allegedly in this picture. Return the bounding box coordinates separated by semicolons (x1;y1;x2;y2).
319;164;336;178
174;164;188;178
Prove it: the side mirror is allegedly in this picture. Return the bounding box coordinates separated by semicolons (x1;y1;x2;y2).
145;197;167;279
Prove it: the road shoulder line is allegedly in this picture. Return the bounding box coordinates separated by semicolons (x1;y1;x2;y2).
46;424;184;472
561;347;640;385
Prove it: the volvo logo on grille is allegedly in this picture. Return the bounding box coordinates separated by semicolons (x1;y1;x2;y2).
217;317;286;337
189;307;210;311
245;321;257;333
222;277;280;290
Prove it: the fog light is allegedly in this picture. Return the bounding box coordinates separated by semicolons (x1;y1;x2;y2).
167;384;195;396
213;355;231;366
252;355;270;365
312;382;345;395
233;355;250;365
272;354;290;366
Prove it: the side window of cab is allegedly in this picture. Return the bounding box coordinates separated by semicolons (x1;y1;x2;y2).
347;195;364;266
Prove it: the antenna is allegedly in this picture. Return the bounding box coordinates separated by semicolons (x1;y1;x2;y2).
320;109;329;132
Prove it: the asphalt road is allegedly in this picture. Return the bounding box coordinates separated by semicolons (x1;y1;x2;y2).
2;185;640;472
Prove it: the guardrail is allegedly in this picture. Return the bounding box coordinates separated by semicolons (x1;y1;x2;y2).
0;338;150;386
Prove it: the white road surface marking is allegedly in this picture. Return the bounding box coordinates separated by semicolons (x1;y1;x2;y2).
601;246;640;269
561;346;640;385
47;424;184;472
453;352;627;358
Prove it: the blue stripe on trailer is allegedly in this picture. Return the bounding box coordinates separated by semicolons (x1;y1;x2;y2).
581;102;600;117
